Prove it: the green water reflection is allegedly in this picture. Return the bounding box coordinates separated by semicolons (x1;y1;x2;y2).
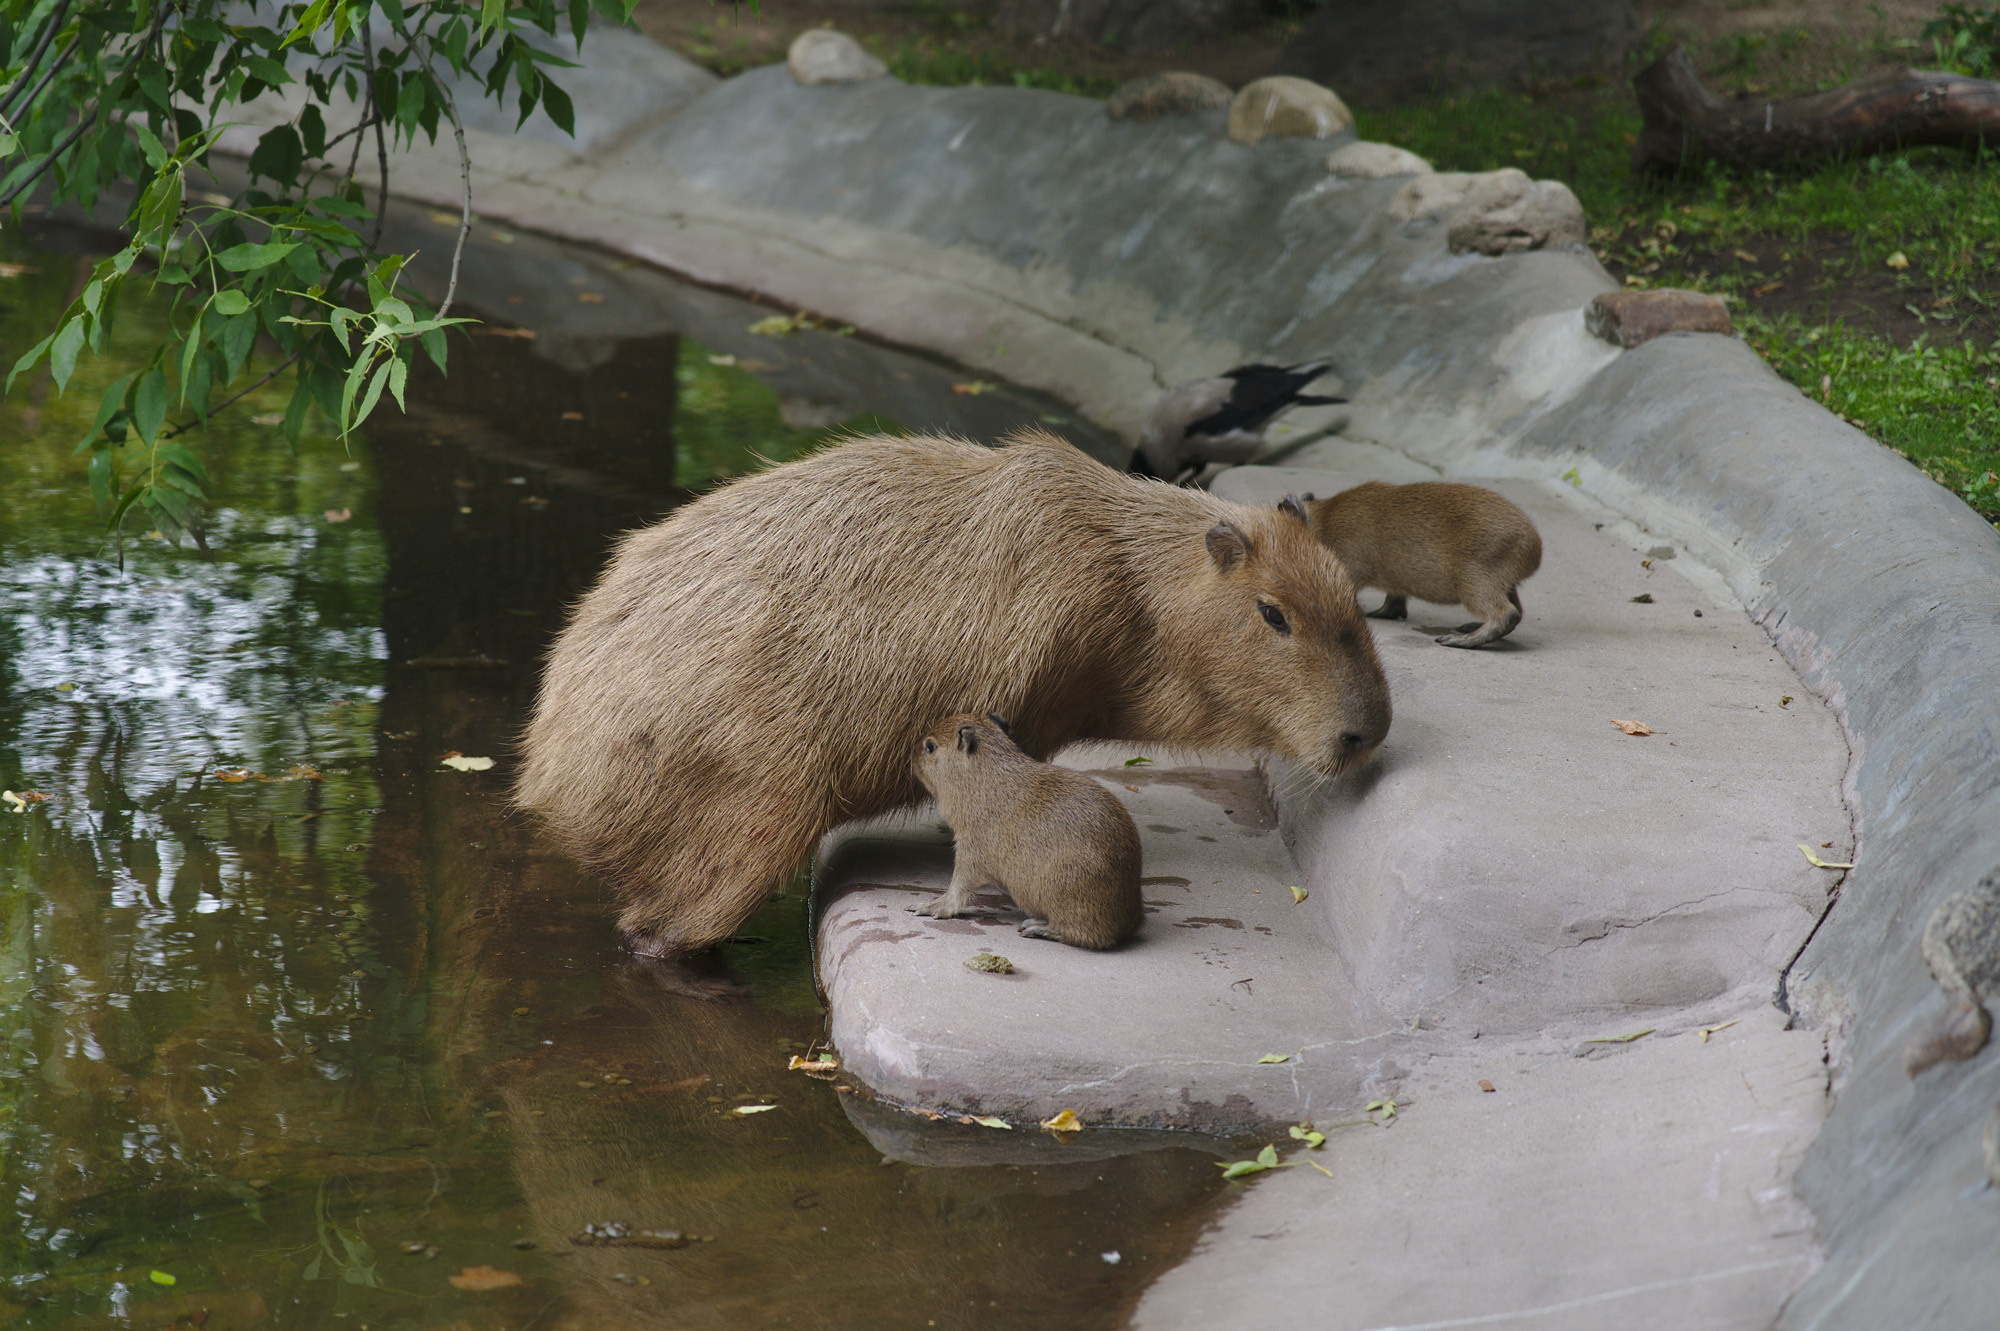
0;229;1230;1329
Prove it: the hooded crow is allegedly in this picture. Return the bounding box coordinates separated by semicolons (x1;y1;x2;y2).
1132;362;1347;480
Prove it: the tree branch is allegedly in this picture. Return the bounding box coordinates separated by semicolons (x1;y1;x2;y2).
161;353;301;438
431;81;472;319
0;0;77;123
362;22;388;249
4;34;79;125
0;100;98;206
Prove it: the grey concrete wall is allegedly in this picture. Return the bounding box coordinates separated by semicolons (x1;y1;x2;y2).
221;27;1999;1324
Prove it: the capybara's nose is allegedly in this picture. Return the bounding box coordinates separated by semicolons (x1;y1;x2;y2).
1339;732;1370;753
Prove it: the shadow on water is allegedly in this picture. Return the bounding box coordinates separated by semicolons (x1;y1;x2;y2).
0;214;1233;1329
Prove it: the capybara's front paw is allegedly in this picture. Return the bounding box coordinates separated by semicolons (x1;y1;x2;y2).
1017;917;1059;941
910;896;969;919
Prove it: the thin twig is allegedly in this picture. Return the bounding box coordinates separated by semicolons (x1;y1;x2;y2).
0;0;77;122
362;22;388;248
5;35;79;125
0;101;98;206
432;81;472;318
160;353;301;438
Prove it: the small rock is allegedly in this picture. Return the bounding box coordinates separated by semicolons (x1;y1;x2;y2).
965;951;1015;974
1443;169;1586;255
1584;289;1734;348
1325;141;1433;179
1227;76;1353;146
787;29;887;86
1106;71;1232;121
1387;171;1478;223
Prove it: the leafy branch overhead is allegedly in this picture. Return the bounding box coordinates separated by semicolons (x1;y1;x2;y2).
0;0;632;543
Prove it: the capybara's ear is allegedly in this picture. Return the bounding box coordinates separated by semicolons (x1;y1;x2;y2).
1205;522;1250;573
986;712;1013;736
957;724;978;754
1279;495;1310;526
923;738;938;754
1301;492;1315;502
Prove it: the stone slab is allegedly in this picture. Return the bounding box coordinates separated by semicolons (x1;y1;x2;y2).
1133;1005;1827;1331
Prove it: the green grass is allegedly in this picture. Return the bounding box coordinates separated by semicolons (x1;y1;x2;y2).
1356;90;2000;524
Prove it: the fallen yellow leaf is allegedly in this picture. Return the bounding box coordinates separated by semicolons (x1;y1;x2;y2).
1288;885;1308;904
1610;719;1654;736
950;381;997;396
1256;1053;1289;1064
1797;844;1853;870
448;1265;524;1291
1885;251;1909;270
441;755;495;772
731;1103;778;1115
787;1055;838;1072
969;1115;1012;1129
1697;1018;1741;1042
1040;1108;1082;1133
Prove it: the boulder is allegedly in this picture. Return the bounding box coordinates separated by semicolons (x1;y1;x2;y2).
1446;174;1586;255
1226;76;1353;146
1279;0;1639;105
1386;167;1586;255
786;29;887;86
1325;139;1433;178
1584;289;1735;349
1106;71;1233;121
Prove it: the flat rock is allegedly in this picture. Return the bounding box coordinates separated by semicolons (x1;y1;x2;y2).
1106;71;1233;122
1587;287;1736;348
1134;1005;1827;1331
787;29;887;86
1325;139;1433;178
1446;170;1587;255
1227;76;1354;146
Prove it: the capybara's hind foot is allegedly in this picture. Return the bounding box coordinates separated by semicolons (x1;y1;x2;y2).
1018;917;1060;941
1366;594;1408;621
1436;609;1521;649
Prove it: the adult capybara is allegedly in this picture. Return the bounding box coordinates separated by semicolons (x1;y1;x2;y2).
518;430;1390;957
1305;481;1542;648
914;712;1143;950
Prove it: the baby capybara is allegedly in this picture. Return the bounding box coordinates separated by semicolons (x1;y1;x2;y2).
518;430;1390;957
914;712;1142;950
1305;481;1543;648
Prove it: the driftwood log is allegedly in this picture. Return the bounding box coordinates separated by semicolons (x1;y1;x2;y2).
1632;44;2000;172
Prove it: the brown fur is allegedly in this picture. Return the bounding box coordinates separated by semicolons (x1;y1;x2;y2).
517;429;1390;956
1306;481;1543;648
914;714;1142;949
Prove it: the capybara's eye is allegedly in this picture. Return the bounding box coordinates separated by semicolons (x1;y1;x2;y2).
1258;602;1290;635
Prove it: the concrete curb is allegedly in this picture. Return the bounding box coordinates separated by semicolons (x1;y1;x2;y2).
221;25;1999;1325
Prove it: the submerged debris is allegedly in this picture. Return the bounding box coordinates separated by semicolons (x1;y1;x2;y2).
570;1222;700;1250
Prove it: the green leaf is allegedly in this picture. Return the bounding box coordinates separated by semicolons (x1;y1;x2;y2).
88;446;117;511
219;312;259;381
1256;1053;1289;1064
1256;1144;1279;1168
133;124;168;170
157;444;211;488
420;325;447;374
211;289;250;317
133;369;168;444
1216;1143;1286;1178
541;77;575;136
78;372;138;450
50;320;87;393
480;0;506;36
351;359;393;431
970;1116;1011;1129
302;1253;323;1281
215;242;299;273
282;377;313;446
387;356;408;411
8;333;53;393
248;124;303;183
1123;756;1152;768
148;1271;176;1287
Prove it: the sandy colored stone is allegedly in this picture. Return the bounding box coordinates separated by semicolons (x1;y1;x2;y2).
1387;169;1480;221
786;29;886;86
1227;76;1353;145
1447;173;1587;255
1586;288;1736;348
1324;140;1433;178
1106;70;1232;121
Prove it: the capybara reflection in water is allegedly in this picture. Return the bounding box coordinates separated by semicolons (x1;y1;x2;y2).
914;712;1143;950
517;431;1389;957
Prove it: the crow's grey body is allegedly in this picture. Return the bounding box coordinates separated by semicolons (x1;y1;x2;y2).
1135;362;1345;480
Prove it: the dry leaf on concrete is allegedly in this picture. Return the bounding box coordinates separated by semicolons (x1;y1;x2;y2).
1610;719;1655;736
1797;844;1854;869
448;1266;524;1292
1040;1109;1082;1133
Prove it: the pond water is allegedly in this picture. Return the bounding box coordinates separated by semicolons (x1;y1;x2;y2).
0;213;1237;1329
